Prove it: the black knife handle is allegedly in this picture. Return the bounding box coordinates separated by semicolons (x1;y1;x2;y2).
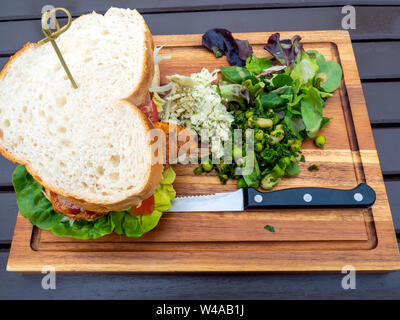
243;183;376;209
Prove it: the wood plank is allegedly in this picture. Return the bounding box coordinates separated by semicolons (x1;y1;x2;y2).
385;180;400;233
3;250;400;300
353;42;400;80
0;57;8;71
7;31;400;272
0;6;400;55
363;82;400;124
373;128;400;175
0;193;17;243
0;158;16;187
0;1;398;20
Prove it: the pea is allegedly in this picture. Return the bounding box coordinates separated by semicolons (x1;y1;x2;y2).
252;180;260;188
193;166;203;175
269;129;285;144
202;163;213;172
289;139;302;152
272;164;285;178
247;118;256;128
271;129;284;137
255;130;264;141
236;157;245;166
233;147;242;159
278;157;291;169
237;178;247;188
218;160;227;171
245;110;254;118
256;118;273;128
220;174;229;184
261;173;281;190
315;135;326;149
255;142;263;152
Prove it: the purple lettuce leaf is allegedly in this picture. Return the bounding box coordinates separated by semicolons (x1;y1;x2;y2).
264;33;303;67
202;28;253;67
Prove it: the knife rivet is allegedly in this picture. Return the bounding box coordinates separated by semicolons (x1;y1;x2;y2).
354;193;363;202
303;193;312;202
254;195;263;203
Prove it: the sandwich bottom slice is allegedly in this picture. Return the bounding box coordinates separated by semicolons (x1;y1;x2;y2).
12;165;176;239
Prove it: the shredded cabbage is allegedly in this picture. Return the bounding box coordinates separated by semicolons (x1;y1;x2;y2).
159;68;234;158
151;46;172;91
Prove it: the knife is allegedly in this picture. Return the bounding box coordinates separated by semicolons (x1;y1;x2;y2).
167;183;376;212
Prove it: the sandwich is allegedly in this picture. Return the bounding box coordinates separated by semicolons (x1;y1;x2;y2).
0;8;177;239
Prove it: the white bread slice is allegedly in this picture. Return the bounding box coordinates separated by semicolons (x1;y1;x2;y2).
0;8;163;212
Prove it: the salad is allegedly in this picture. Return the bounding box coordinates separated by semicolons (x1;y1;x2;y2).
154;29;343;190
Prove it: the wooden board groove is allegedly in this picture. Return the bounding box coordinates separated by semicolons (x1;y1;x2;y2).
7;31;400;272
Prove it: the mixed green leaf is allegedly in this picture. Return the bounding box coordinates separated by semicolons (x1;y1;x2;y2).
200;32;342;189
12;165;176;239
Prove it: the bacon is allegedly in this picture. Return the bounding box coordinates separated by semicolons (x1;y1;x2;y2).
138;92;159;122
139;92;152;107
46;190;108;221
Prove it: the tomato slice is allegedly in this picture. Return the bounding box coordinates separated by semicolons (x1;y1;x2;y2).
138;93;159;122
131;195;155;215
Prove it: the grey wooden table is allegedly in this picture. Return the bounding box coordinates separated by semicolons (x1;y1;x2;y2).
1;0;400;300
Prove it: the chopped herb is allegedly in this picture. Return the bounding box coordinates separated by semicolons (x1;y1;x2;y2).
193;166;203;175
308;164;319;172
264;225;275;232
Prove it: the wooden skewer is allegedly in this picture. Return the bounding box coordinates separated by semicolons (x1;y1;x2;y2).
38;8;78;89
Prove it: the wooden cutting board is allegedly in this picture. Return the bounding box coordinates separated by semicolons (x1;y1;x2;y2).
7;31;400;272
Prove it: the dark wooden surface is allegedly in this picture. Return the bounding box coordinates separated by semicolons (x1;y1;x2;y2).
1;1;400;299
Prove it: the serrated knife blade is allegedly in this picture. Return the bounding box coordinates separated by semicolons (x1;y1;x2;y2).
167;184;376;212
168;189;244;212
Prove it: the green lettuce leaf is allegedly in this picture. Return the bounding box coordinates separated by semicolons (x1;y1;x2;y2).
217;81;250;109
300;87;324;138
316;60;343;93
290;52;319;85
245;55;273;75
12;165;176;239
220;66;252;84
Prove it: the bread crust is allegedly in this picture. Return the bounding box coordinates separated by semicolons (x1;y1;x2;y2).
0;10;164;212
125;22;155;106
